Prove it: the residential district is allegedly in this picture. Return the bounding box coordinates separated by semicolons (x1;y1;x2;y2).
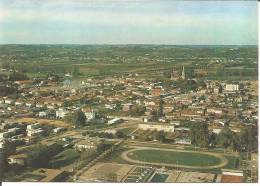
0;64;258;183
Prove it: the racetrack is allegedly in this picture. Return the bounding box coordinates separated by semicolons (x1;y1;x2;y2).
121;146;228;170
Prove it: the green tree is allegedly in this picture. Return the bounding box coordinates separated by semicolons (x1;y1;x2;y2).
239;125;257;152
72;66;80;77
27;144;50;168
157;97;164;117
155;131;166;142
208;132;217;148
65;110;86;127
191;122;209;147
27;143;63;168
130;105;146;117
115;131;126;139
217;126;239;151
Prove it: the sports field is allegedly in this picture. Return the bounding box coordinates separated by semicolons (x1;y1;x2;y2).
121;147;230;169
128;149;221;167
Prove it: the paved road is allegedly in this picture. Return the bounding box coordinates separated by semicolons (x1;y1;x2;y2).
120;146;228;170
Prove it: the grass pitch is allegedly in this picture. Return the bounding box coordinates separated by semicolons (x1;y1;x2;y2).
128;149;222;167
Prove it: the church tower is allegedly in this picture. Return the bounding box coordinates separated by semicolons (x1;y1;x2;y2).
181;66;185;80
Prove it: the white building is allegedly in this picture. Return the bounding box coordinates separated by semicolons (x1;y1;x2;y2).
56;108;69;119
224;84;239;93
82;108;96;120
74;138;102;152
26;124;44;137
107;118;123;125
138;123;174;132
39;111;47;117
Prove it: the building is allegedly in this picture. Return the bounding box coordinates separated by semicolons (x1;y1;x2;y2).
108;118;123;125
251;153;258;182
8;154;27;166
56;108;69;119
170;68;179;81
74;138;102;152
217;170;244;183
138;123;174;132
82;107;96;120
122;103;134;112
175;138;191;145
26;124;44;137
181;66;185;80
223;84;239;93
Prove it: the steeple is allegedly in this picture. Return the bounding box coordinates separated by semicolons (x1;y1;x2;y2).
181;66;185;80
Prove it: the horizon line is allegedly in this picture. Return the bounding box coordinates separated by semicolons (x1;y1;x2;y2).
0;43;257;46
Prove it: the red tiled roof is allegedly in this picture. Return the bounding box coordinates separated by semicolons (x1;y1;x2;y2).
221;175;243;183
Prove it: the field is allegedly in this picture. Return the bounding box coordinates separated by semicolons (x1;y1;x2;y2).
150;173;169;182
127;149;222;167
0;45;258;80
16;117;70;128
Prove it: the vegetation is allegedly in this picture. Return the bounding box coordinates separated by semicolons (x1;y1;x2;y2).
65;110;86;127
27;143;63;168
190;122;209;147
0;45;257;80
239;125;258;152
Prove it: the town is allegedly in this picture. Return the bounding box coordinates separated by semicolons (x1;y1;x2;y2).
0;45;258;183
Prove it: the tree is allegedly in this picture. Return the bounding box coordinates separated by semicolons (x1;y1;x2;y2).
217;126;239;151
190;122;209;147
9;71;29;81
157;97;164;117
208;132;217;148
130;105;146;117
72;66;80;77
27;144;50;168
150;110;158;121
115;131;126;139
65;110;86;127
239;125;257;152
27;143;63;168
155;131;165;142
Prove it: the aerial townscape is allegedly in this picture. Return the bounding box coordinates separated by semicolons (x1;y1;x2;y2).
0;45;258;183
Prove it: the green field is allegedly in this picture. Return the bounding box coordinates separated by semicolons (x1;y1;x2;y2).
223;155;239;169
128;149;222;167
118;127;137;135
150;173;169;182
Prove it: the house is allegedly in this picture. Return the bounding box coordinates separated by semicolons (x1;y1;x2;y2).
82;107;96;120
74;138;102;152
53;127;65;133
39;111;48;118
27;124;44;137
56;108;69;119
8;154;27;166
175;138;191;145
223;84;239;93
138;123;174;132
25;101;35;108
217;170;244;183
4;99;14;105
122;103;134;112
15;101;24;106
107;118;123;125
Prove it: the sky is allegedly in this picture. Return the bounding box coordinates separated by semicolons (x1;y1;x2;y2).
0;0;258;45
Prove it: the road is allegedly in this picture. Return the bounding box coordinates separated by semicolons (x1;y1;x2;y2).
16;120;138;153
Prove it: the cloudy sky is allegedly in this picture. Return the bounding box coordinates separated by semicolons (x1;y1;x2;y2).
0;0;258;45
